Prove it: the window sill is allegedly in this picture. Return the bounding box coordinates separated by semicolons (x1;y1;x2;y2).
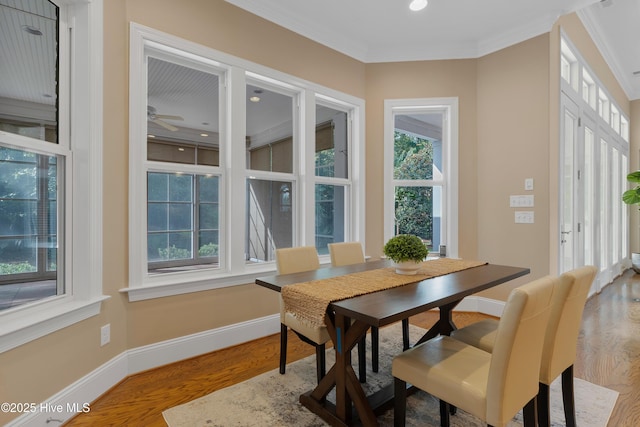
0;295;110;353
122;267;275;301
122;257;339;301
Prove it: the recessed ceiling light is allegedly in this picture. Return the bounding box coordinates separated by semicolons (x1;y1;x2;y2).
22;25;43;36
147;134;155;138
200;133;209;137
409;0;428;12
250;96;261;102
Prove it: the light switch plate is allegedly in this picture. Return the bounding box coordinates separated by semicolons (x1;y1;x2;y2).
510;195;534;207
525;178;534;191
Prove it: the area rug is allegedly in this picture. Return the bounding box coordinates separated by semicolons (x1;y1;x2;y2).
163;324;618;427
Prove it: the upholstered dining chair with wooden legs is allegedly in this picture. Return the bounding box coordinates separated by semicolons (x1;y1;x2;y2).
392;275;557;427
276;246;366;384
450;265;597;427
328;241;411;374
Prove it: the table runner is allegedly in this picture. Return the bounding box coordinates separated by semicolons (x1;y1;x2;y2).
281;258;487;329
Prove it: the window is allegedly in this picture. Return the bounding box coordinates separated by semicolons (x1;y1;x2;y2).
598;89;610;124
581;69;596;110
559;34;629;285
245;81;296;262
0;0;60;310
128;25;364;298
315;101;351;254
560;38;579;92
384;98;458;257
145;54;222;272
0;0;104;352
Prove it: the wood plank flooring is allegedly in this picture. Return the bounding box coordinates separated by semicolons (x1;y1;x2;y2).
65;270;640;426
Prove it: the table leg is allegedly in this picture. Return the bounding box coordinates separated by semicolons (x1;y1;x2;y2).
301;311;375;426
415;300;461;346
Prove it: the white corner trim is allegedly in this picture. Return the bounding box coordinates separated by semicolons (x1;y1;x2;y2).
455;295;506;318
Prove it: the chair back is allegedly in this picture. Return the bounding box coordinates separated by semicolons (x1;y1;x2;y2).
275;246;320;274
539;265;597;384
328;242;365;267
486;275;557;426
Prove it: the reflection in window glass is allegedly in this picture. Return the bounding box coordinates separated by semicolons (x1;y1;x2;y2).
246;178;293;262
0;1;58;144
0;147;60;309
315;184;346;254
246;84;293;173
316;106;348;179
147;57;220;165
0;0;61;311
147;172;219;269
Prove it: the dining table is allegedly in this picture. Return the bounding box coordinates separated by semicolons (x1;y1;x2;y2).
255;258;530;427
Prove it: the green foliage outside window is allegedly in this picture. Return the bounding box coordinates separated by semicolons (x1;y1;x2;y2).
394;131;434;241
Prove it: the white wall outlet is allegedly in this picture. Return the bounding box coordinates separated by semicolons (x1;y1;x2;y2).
525;178;534;191
100;324;110;346
515;211;534;223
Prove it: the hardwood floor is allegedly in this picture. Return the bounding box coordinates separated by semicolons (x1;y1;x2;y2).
65;271;640;426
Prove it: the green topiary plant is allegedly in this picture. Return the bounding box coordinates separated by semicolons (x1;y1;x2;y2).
383;234;429;263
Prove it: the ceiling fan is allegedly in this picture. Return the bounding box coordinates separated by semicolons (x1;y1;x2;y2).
147;105;183;132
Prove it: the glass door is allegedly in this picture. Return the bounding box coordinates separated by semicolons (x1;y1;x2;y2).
560;94;581;273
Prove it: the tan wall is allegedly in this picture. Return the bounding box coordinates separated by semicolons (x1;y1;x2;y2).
474;35;552;300
364;59;478;260
0;3;633;424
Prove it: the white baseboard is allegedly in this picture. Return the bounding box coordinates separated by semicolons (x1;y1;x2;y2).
456;295;506;318
6;314;280;427
6;299;504;426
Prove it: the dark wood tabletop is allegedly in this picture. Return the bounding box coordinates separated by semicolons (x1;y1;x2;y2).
256;259;530;327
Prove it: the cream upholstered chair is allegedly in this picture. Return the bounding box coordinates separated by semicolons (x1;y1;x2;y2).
392;275;557;427
328;241;411;374
277;246;366;383
450;265;597;427
276;246;327;383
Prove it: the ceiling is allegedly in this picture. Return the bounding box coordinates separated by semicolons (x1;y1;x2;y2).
225;0;640;101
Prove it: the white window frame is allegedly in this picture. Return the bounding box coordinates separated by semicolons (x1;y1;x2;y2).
126;24;364;301
559;33;629;289
0;0;105;353
383;98;459;258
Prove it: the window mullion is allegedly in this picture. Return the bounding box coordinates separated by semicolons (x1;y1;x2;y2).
227;67;247;272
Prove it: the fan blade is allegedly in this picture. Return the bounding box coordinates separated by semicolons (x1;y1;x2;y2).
155;114;183;121
152;119;179;132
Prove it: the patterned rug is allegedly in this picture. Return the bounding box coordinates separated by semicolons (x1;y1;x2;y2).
163;324;618;427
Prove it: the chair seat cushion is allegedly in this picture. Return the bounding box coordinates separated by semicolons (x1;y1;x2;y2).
284;312;330;344
393;335;490;420
450;319;499;353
